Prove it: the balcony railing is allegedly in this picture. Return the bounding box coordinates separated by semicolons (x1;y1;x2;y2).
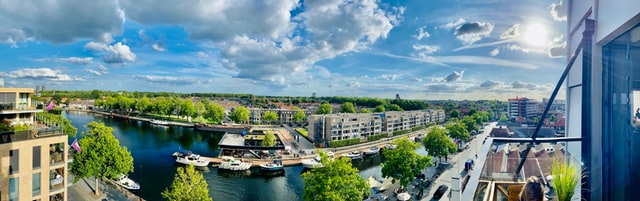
0;127;64;144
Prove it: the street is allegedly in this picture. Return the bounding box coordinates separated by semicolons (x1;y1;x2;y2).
420;122;496;201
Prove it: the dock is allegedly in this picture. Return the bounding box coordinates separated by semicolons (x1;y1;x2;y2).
201;156;312;167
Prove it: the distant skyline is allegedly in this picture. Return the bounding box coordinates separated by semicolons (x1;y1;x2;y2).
0;0;567;101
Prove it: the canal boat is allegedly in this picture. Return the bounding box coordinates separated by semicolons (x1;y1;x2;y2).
150;119;169;126
342;151;363;160
218;156;251;171
114;174;140;191
175;153;210;167
172;151;192;158
259;160;284;171
364;146;380;156
301;156;323;169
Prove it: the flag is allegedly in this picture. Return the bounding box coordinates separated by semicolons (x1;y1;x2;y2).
71;138;81;153
46;100;54;111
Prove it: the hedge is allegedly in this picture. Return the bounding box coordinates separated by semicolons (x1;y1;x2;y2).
393;130;409;136
327;138;361;148
367;133;389;141
295;128;308;137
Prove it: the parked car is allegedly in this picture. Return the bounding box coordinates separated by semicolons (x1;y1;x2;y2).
433;184;449;199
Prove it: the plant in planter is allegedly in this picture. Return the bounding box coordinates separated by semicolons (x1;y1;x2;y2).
551;158;581;201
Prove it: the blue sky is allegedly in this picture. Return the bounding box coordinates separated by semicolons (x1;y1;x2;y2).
0;0;567;101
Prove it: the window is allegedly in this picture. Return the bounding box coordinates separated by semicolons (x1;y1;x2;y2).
33;172;41;196
9;177;18;201
602;24;640;200
9;149;19;174
33;146;41;169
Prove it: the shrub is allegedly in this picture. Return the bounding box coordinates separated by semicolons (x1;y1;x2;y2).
327;138;361;148
367;133;389;141
393;130;409;136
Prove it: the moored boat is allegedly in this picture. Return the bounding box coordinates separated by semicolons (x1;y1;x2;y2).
259;160;284;171
172;151;192;158
150;119;169;126
114;174;140;191
218;156;251;171
364;146;380;156
343;151;363;160
175;153;210;167
301;156;323;169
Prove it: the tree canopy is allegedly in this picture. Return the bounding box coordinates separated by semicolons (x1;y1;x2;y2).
302;151;369;201
162;165;213;201
461;116;479;132
316;102;333;114
359;108;371;113
263;111;278;124
340;102;356;113
229;106;250;123
422;126;457;162
293;107;306;125
205;102;225;124
382;137;432;188
446;121;470;142
262;130;277;146
373;105;385;113
450;109;460;119
70;121;134;196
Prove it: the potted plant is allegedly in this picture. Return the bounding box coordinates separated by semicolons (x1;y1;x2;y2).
551;158;581;201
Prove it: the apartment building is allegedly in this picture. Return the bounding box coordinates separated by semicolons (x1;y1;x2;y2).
1;87;68;201
308;109;445;147
507;97;538;121
249;108;305;125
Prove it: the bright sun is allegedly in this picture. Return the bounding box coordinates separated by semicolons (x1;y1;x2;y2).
522;24;548;47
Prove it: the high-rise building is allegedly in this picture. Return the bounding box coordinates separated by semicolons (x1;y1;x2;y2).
0;87;68;201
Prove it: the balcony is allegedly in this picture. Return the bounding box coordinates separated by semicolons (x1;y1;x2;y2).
0;102;39;114
460;138;582;201
50;142;66;165
0;127;65;144
49;167;65;192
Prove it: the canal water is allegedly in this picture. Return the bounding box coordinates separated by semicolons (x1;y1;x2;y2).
64;111;393;201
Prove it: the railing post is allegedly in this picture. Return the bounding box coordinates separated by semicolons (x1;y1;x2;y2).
581;19;595;201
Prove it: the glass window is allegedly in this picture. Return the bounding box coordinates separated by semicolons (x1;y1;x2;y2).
33;172;41;196
9;149;19;174
602;24;640;200
33;146;41;169
9;177;18;201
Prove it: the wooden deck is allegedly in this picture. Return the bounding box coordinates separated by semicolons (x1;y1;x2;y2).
201;156;312;167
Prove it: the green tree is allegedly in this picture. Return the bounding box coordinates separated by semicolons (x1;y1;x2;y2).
263;111;278;124
302;152;369;201
446;121;470;142
205;102;226;124
381;137;432;188
340;102;356;113
549;114;558;122
359;108;371;113
293;107;306;126
373;105;385;113
195;101;206;117
499;113;508;122
450;109;460;119
316;102;333;114
230;106;250;124
422;127;457;162
468;107;478;116
180;99;196;119
162;165;213;201
135;96;151;113
385;104;403;111
462;116;479;132
70;122;134;196
487;109;495;120
262;130;277;146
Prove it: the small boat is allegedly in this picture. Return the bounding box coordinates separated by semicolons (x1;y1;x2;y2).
343;151;363;160
301;156;323;169
218;156;251;171
175;153;210;167
172;151;192;158
384;144;398;150
150;119;169;126
259;160;284;171
364;146;380;156
114;174;140;191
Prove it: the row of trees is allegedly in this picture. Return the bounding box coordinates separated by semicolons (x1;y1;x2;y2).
315;102;402;115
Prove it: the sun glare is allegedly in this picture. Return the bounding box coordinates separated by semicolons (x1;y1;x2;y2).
522;24;548;47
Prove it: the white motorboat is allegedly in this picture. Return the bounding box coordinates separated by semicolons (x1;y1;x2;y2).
364;146;380;156
114;174;140;191
343;151;363;160
172;151;192;158
218;156;251;171
150;119;169;126
175;153;210;167
259;160;284;171
301;156;323;169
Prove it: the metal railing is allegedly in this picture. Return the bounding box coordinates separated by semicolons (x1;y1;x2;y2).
0;127;64;144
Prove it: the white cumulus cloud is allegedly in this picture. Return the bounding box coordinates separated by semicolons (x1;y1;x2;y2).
414;26;430;40
2;68;83;81
85;42;136;64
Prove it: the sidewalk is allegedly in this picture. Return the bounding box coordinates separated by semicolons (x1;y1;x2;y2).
68;176;144;201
